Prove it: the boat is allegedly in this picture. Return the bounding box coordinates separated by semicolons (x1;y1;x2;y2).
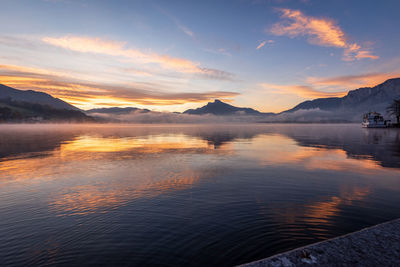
362;112;388;128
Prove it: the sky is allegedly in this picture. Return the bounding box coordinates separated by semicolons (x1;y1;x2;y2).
1;0;400;112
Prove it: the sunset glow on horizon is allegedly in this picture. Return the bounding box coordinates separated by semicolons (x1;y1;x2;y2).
1;0;400;112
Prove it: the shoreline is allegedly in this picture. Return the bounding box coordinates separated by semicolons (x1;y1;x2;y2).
240;218;400;266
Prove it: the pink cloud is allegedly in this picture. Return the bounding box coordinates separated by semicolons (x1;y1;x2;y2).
256;40;274;50
256;40;267;50
260;82;347;98
270;8;378;61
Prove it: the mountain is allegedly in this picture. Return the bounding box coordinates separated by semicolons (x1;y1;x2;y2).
0;84;93;122
283;78;400;116
86;107;150;115
184;99;267;115
0;84;79;110
0;98;94;122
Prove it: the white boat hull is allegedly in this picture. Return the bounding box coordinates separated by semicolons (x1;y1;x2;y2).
362;123;387;128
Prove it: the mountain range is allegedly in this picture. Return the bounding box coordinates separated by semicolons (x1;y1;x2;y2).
284;78;400;114
182;78;400;121
1;78;400;122
275;78;400;122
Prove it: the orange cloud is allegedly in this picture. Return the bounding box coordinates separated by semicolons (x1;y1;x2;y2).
270;8;378;61
271;8;346;47
0;64;239;109
354;50;380;60
256;40;267;50
121;68;153;77
42;36;233;79
43;36;127;55
260;82;347;98
43;36;199;72
306;72;400;90
256;40;274;50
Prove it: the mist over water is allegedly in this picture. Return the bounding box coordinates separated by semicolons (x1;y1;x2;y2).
88;108;375;123
1;123;400;266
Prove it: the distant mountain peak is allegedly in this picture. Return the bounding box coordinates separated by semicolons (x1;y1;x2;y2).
183;99;263;115
206;99;231;107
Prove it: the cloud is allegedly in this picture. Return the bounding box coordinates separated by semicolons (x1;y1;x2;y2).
42;36;199;72
120;68;153;77
198;68;235;81
341;43;379;61
271;8;346;47
154;5;194;38
256;40;267;50
0;64;239;108
306;72;400;90
256;40;274;50
0;35;235;81
270;8;378;61
354;50;379;60
176;22;194;37
42;35;234;80
203;48;232;57
260;82;347;98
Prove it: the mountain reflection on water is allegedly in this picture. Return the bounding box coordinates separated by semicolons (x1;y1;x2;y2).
0;124;400;266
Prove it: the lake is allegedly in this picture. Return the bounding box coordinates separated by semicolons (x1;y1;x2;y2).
1;123;400;266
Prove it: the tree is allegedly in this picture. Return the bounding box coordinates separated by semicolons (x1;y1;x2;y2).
387;99;400;124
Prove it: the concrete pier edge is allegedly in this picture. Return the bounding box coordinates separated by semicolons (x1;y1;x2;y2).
239;218;400;266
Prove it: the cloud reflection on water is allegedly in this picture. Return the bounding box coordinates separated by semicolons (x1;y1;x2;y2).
0;124;399;217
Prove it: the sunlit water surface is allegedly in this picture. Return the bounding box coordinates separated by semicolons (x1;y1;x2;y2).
1;124;400;266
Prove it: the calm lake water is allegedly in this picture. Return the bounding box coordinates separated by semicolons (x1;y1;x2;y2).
1;123;400;266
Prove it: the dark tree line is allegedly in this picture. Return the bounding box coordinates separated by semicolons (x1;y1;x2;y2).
0;106;24;121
